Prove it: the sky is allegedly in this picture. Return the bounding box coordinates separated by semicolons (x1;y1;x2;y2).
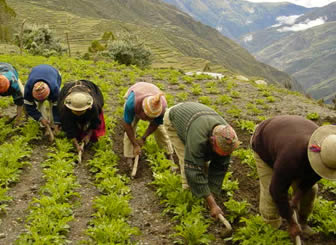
244;0;336;8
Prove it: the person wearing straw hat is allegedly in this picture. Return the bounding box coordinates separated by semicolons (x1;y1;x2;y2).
123;82;174;167
24;64;61;134
163;102;240;219
58;80;105;153
0;62;25;125
250;115;336;240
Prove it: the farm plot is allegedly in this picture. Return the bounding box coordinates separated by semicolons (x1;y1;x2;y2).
0;54;335;244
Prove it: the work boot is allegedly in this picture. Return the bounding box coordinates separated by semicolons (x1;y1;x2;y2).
126;158;133;168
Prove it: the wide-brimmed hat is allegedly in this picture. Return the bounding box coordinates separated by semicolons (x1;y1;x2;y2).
142;93;164;118
213;125;240;156
32;81;50;101
308;125;336;180
0;75;10;93
64;91;93;111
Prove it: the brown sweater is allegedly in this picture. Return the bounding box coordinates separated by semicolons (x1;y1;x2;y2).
251;115;321;220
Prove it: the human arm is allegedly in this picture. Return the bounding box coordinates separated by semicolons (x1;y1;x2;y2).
207;156;230;196
206;194;224;219
72;138;83;153
139;120;160;145
122;120;141;155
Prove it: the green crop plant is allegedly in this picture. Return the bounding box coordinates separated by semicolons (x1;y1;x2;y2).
168;75;179;85
224;198;251;223
261;90;272;97
257;115;268;122
226;106;242;118
255;99;265;105
226;80;237;91
230;90;241;98
306;112;320;120
320;179;336;195
198;96;212;105
246;103;262;115
233;215;291;245
165;93;175;107
221;171;239;197
182;75;194;84
232;149;258;179
266;96;276;103
235;119;256;134
178;83;186;90
215;95;232;105
206;87;220;94
309;197;336;235
191;84;202;95
176;92;189;102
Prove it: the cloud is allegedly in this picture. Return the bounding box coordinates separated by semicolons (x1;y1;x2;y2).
244;0;336;8
243;34;254;42
275;15;303;25
277;17;327;32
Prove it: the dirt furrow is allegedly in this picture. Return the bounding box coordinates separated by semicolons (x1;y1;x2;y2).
0;143;47;245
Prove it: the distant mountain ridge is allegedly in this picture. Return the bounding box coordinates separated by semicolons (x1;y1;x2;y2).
242;2;336;102
162;0;309;40
6;0;301;90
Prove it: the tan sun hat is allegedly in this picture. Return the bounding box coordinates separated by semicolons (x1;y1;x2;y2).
142;92;164;118
0;75;10;93
307;125;336;180
64;91;93;111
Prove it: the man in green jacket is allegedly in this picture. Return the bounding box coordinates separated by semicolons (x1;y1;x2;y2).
163;102;240;219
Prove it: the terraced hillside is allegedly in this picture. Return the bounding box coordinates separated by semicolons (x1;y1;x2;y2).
0;54;335;244
5;0;301;90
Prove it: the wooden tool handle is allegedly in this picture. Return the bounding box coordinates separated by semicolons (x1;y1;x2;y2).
131;155;140;178
292;210;302;245
46;125;54;142
78;142;85;163
218;214;232;231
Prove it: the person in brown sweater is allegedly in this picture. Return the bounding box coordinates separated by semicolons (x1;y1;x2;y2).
251;115;336;239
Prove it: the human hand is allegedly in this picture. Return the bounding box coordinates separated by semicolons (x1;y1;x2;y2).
40;118;50;127
137;137;146;147
210;204;224;219
53;124;60;135
83;135;91;145
133;144;141;156
288;222;302;240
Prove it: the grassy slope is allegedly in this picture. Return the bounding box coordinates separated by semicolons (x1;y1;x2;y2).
5;0;300;90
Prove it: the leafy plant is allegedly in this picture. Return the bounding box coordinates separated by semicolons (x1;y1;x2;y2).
233;215;291;245
198;96;212;105
309;197;336;235
221;171;239;197
306;112;320;120
224;198;250;223
236;119;256;134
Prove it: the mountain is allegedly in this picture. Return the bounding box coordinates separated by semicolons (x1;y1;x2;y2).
243;2;336;102
5;0;300;90
162;0;309;40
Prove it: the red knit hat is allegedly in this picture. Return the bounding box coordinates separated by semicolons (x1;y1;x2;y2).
142;93;164;118
0;75;10;93
32;81;50;101
212;125;240;156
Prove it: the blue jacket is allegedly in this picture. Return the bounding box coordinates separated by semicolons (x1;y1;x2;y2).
0;63;24;106
24;64;61;123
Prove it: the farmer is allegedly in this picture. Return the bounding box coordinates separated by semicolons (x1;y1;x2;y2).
250;115;336;239
58;80;105;153
0;62;24;125
163;102;240;219
24;64;61;134
123;82;173;166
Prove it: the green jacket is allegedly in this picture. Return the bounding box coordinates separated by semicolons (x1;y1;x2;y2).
169;102;231;197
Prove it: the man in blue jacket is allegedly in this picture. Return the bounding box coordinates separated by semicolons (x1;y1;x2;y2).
0;62;24;125
24;64;61;135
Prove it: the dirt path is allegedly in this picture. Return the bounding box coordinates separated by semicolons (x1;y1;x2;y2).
0;143;46;245
67;149;100;244
112;119;176;245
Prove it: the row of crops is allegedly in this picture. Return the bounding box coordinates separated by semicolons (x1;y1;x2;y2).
0;54;335;244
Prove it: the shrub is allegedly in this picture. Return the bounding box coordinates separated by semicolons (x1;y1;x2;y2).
107;38;152;68
15;24;65;57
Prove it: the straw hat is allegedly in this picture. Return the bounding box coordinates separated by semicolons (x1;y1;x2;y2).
142;93;164;118
32;81;50;101
64;91;93;111
212;125;240;156
308;125;336;180
0;75;10;93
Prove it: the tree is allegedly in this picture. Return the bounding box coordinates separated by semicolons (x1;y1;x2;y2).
0;0;16;42
14;24;65;57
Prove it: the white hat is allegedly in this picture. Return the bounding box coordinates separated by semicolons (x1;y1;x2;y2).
307;125;336;180
65;92;93;111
